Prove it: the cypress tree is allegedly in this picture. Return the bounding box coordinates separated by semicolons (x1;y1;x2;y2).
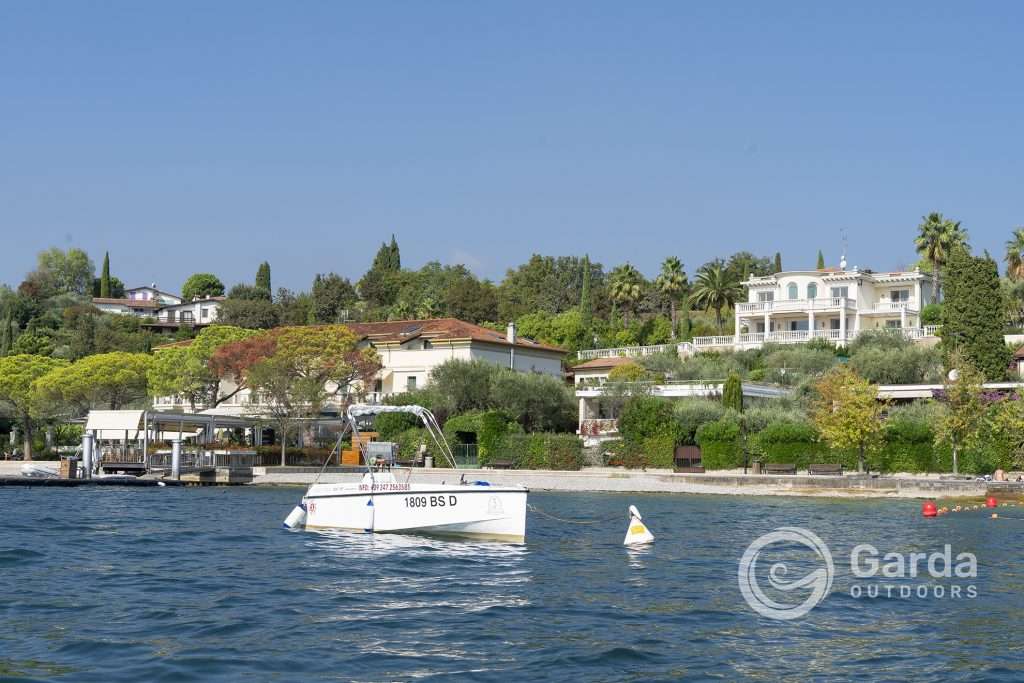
389;235;401;270
0;309;11;356
774;252;783;274
100;252;111;298
941;246;1010;380
723;372;743;412
255;261;272;299
580;255;593;333
816;250;825;270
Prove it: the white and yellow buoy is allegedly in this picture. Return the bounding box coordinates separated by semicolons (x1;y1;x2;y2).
624;505;654;545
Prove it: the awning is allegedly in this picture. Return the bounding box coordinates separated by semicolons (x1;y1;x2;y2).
86;410;144;433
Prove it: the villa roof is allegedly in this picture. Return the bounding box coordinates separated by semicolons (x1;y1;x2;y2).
345;318;566;354
573;357;639;371
125;285;182;299
152;318;566;354
92;297;160;308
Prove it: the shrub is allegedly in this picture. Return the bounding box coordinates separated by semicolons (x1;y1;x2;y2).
696;417;741;469
490;433;583;470
754;420;820;467
619;396;679;444
672;399;725;444
374;412;419;440
921;303;943;326
848;345;944;384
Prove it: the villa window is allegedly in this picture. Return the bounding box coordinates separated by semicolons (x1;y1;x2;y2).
407;376;417;391
891;289;910;302
830;286;849;300
787;283;798;300
886;319;902;328
807;283;818;299
758;291;774;302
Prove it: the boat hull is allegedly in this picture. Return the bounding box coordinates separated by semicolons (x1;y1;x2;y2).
303;482;528;543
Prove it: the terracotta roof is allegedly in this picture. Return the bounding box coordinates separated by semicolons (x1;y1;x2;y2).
344;318;565;353
573;356;640;371
92;297;160;308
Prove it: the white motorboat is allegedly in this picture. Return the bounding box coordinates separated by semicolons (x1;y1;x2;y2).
283;405;528;543
20;463;59;478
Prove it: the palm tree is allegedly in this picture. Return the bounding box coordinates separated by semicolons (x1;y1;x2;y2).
609;264;643;325
1005;228;1024;281
691;263;741;333
914;212;968;299
655;256;687;338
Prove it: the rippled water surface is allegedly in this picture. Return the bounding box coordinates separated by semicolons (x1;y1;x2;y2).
2;486;1023;681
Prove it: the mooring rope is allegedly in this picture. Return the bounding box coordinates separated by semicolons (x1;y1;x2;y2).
526;503;619;525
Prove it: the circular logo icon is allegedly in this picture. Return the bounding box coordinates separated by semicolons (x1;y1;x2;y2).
738;526;834;620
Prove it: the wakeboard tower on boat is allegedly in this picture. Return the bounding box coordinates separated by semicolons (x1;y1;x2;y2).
283;404;528;542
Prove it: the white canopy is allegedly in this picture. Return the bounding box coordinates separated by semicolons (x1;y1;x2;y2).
85;410;144;433
346;404;429;420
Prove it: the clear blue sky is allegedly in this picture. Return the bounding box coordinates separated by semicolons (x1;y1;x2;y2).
2;1;1022;293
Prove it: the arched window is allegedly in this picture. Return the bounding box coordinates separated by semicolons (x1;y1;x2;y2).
787;283;798;300
807;283;818;300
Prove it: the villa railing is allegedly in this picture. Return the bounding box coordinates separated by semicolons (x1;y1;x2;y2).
579;326;942;357
577;343;682;360
870;301;918;313
737;297;856;314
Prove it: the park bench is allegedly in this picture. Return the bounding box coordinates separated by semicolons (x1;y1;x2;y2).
808;463;844;476
490;460;515;470
763;463;797;475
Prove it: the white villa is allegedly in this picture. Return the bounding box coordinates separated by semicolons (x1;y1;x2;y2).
579;265;940;361
92;284;223;331
733;266;938;349
153;318;567;415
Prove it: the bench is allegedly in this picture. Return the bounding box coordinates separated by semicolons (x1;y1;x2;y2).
490;460;515;470
808;463;843;476
763;463;797;475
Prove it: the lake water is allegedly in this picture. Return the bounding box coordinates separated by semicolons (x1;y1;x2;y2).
2;486;1023;681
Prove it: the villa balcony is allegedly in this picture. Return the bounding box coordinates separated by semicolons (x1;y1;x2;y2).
737;297;856;315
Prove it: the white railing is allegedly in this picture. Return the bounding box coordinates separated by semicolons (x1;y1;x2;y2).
577;326;943;360
692;335;735;348
737;297;856;314
871;301;918;313
577;343;680;360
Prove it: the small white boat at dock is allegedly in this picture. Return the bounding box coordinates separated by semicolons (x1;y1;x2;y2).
284;404;528;543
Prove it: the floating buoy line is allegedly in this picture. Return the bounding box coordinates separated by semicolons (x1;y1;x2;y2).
921;496;1024;519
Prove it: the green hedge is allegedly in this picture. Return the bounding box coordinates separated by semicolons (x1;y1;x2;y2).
490;433;584;470
753;421;822;467
696;418;742;469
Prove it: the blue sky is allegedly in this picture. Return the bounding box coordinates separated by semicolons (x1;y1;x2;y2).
1;1;1022;293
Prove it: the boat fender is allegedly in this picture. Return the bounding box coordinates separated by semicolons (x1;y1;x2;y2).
624;504;654;546
282;502;307;530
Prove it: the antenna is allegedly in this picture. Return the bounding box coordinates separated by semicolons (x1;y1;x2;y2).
839;229;848;270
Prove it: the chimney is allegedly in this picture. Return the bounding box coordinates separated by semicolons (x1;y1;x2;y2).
506;321;517;344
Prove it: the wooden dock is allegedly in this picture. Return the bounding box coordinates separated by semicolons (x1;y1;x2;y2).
0;476;184;487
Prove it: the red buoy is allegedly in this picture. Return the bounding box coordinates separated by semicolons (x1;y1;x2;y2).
986;496;998;508
922;501;938;517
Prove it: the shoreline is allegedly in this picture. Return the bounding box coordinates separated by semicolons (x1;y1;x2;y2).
249;466;1017;499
